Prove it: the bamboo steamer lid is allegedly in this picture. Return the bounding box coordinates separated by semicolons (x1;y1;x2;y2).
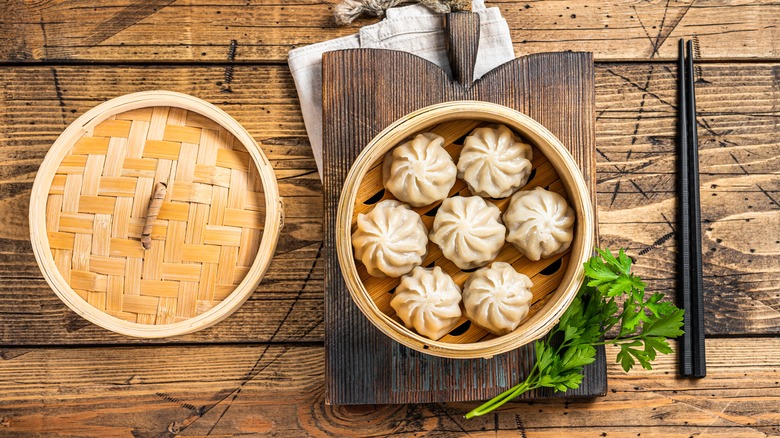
30;91;283;338
337;101;595;359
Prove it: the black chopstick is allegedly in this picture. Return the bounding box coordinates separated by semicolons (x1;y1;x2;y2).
685;40;706;378
677;39;694;378
678;38;706;378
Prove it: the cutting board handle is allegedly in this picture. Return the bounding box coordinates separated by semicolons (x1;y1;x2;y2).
445;12;481;88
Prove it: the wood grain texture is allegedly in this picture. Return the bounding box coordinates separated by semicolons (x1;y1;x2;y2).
2;1;780;63
446;12;481;87
595;62;780;336
1;1;777;435
322;45;603;404
1;338;778;436
0;62;777;345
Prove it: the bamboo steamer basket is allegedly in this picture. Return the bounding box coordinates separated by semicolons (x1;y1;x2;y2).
30;91;283;338
337;101;594;359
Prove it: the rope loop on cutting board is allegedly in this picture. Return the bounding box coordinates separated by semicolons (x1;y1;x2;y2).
334;0;471;25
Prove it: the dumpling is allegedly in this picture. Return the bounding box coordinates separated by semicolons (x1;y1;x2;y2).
352;200;428;278
390;266;462;340
462;262;534;335
503;187;575;261
457;124;533;198
429;196;506;270
383;132;457;207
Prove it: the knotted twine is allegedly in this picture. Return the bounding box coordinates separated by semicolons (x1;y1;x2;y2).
334;0;471;25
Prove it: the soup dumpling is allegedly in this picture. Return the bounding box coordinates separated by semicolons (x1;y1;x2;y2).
503;187;575;261
390;266;462;340
462;262;533;335
457;124;533;198
429;196;505;270
383;132;457;207
352;199;428;278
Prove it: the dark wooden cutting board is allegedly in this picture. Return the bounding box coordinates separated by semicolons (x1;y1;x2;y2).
322;12;605;405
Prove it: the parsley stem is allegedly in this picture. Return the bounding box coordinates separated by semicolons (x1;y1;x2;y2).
465;340;552;419
464;378;537;419
554;338;572;356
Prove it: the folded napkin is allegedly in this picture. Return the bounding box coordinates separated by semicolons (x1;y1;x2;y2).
287;0;516;178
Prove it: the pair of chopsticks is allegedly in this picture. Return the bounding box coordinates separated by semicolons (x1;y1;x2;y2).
678;39;706;378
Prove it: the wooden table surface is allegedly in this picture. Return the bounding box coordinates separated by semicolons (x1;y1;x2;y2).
1;1;778;436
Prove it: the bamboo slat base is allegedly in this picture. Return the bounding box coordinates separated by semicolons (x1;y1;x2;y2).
353;119;574;345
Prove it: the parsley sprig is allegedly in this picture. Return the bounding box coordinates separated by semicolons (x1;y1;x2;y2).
465;248;684;419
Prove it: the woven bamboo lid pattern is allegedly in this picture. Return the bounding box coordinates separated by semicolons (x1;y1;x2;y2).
30;91;282;338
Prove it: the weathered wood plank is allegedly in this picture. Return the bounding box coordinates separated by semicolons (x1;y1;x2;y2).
0;63;777;344
1;338;778;436
594;62;780;336
1;1;779;63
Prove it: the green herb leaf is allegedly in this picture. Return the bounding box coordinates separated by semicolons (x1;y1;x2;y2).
561;344;597;370
645;292;678;318
465;248;685;419
616;249;633;274
642;308;686;339
584;259;619;287
606;275;635;297
617;340;650;371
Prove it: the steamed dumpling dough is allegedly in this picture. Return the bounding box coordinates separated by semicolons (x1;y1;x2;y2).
390;266;462;340
352;200;428;278
429;196;506;270
457;124;533;198
383;132;457;207
503;187;575;261
463;262;533;335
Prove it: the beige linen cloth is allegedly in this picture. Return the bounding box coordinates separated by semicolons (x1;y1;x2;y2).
287;0;515;178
